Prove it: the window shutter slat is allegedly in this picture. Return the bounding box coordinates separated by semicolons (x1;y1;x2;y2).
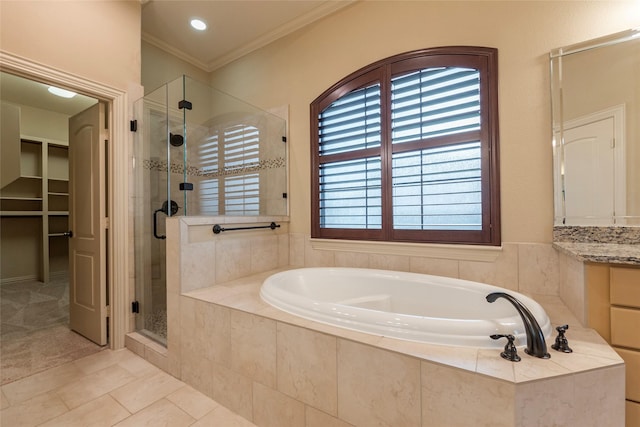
319;84;381;156
391;67;480;143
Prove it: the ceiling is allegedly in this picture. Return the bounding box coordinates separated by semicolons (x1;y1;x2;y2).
142;0;353;72
1;0;352;116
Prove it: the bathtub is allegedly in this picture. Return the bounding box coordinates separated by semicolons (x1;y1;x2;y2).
260;267;553;348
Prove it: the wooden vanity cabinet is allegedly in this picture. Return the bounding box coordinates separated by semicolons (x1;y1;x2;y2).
586;264;640;427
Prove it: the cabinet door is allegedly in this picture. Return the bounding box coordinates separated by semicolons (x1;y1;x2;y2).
610;267;640;309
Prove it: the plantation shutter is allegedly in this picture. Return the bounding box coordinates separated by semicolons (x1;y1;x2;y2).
224;124;260;215
310;47;500;245
318;84;382;229
390;67;483;230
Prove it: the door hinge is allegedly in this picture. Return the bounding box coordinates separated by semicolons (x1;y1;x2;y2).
131;301;140;313
282;136;287;143
178;100;192;110
611;138;616;149
130;120;137;132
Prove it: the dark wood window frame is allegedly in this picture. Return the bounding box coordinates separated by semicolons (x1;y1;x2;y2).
310;46;501;246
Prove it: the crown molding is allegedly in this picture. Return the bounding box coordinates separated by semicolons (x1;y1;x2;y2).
143;1;356;73
206;1;356;71
142;31;210;72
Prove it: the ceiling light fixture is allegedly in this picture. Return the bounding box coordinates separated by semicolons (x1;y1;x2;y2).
190;18;207;31
48;86;77;98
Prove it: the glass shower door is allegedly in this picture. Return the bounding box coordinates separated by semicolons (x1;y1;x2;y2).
132;79;186;344
133;75;287;346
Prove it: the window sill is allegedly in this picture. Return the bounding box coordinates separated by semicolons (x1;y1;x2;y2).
310;238;502;262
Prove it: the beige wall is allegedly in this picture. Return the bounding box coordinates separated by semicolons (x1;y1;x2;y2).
0;1;140;92
208;0;640;243
142;41;210;94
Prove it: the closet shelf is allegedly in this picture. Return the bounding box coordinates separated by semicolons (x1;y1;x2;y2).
0;211;43;217
0;196;43;201
48;211;69;216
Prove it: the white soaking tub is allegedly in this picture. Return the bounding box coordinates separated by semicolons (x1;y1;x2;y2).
260;267;553;348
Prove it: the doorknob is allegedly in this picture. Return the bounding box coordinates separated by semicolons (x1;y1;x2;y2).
63;230;73;238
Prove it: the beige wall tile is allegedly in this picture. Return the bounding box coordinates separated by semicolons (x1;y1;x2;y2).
252;382;305;427
422;361;515;427
144;344;169;372
337;339;421;426
181;240;217;292
276;323;337;415
230;310;277;388
572;365;625;427
515;374;574;427
124;334;145;358
369;253;410;271
180;340;213;398
558;252;586;325
251;235;280;273
459;243;519;291
334;251;370;268
409;256;459;278
304;238;335;267
278;233;289;267
584;263;611;340
216;238;252;283
289;233;305;267
518;243;559;295
211;362;254;421
0;389;9;410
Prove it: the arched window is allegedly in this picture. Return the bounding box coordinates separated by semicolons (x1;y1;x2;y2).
311;47;500;245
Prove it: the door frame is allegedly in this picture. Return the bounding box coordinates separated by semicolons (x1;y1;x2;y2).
0;50;137;349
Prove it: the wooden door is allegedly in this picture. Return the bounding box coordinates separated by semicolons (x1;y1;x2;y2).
563;117;615;224
68;103;108;345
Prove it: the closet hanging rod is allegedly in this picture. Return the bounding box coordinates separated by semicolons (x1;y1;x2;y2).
212;222;280;234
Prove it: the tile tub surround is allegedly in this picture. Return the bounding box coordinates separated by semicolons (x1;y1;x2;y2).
174;269;624;427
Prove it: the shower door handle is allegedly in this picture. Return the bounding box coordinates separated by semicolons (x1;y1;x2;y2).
153;208;166;240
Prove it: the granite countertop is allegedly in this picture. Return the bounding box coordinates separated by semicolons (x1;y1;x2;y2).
553;226;640;266
553;241;640;266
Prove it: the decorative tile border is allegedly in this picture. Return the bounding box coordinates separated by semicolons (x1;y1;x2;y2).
142;157;285;177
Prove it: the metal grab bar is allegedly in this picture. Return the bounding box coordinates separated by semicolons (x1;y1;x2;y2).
212;222;280;234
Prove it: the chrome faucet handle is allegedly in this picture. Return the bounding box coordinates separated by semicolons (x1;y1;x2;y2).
551;324;573;353
490;334;521;362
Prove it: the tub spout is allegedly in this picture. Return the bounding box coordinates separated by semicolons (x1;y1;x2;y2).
486;292;550;359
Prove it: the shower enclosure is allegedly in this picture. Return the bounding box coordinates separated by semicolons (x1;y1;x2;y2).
132;75;287;344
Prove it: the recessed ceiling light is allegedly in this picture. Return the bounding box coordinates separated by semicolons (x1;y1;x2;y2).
48;86;76;98
190;18;207;31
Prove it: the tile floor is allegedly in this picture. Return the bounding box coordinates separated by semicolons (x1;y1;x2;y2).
0;348;258;426
1;278;103;385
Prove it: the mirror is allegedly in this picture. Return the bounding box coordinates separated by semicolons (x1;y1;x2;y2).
551;29;640;226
